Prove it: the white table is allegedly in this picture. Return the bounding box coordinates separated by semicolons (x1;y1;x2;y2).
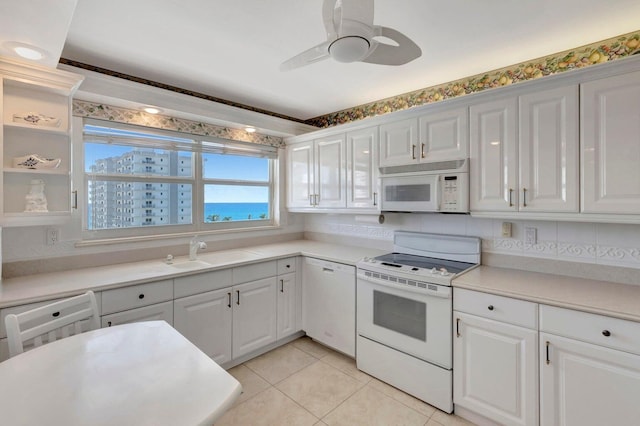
0;321;241;425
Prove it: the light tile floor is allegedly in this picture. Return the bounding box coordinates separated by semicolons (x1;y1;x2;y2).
217;337;476;426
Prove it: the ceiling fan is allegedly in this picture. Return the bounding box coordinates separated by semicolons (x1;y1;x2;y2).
280;0;421;71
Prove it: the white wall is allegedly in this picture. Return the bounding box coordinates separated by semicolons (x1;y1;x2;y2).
304;213;640;270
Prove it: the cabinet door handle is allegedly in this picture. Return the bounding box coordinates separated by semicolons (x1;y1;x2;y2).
309;194;314;206
602;330;611;337
280;279;284;293
508;188;514;207
236;290;240;305
545;341;551;364
522;188;527;207
314;194;319;205
72;190;78;209
411;144;416;160
456;317;461;337
373;192;378;206
107;321;112;327
227;292;232;308
421;143;425;159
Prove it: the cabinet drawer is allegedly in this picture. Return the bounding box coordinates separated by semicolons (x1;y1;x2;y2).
174;269;233;298
454;288;538;329
101;280;173;315
540;305;640;356
277;257;297;275
101;301;173;327
233;261;277;284
0;292;103;339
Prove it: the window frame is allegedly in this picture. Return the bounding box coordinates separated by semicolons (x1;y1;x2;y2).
75;118;279;242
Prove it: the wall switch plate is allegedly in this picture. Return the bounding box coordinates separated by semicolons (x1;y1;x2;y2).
46;228;59;246
525;227;537;244
501;222;512;238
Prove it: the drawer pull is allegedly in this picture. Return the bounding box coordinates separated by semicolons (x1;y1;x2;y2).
456;317;461;337
487;305;494;311
138;294;145;299
602;330;611;337
286;264;291;268
52;311;60;317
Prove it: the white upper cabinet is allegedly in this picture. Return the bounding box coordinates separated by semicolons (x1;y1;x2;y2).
315;134;347;208
346;127;379;209
519;85;579;212
286;135;346;209
379;118;418;167
379;107;468;168
581;70;640;214
470;85;579;213
287;141;315;208
418;106;468;162
470;97;518;211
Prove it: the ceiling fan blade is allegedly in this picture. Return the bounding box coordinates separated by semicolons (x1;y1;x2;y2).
362;26;422;66
339;0;374;29
280;41;331;71
322;0;338;38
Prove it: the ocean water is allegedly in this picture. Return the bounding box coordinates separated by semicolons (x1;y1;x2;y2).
204;202;269;222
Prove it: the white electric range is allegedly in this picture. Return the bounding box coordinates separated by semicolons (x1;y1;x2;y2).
356;231;480;413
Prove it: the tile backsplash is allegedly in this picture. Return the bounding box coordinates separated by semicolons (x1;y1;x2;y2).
303;213;640;270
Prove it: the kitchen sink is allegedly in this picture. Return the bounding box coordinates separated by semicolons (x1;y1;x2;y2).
167;259;212;270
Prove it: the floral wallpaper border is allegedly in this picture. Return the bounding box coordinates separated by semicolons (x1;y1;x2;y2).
72;100;285;148
305;30;640;128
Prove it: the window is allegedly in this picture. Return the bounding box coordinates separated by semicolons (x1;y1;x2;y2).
81;121;277;239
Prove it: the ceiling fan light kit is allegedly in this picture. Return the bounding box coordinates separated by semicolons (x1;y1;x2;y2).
281;0;421;71
329;36;371;62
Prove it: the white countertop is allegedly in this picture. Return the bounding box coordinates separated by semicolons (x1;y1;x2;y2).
453;266;640;322
0;321;241;425
0;240;385;308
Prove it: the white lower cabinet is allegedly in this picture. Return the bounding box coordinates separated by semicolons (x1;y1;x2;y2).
232;277;278;358
540;305;640;426
277;271;298;339
174;288;233;364
453;288;538;426
173;258;299;363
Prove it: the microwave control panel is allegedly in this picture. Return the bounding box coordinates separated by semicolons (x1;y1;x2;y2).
440;173;468;212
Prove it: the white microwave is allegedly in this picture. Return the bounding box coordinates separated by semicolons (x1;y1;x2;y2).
379;159;469;213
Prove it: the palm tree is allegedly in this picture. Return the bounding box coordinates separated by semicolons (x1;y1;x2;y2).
207;214;220;222
222;216;232;221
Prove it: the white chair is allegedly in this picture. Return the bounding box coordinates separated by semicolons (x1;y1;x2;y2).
5;290;100;358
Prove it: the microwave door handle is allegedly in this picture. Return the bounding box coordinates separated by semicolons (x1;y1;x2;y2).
435;176;441;211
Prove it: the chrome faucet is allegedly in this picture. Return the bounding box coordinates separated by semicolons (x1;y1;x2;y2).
189;236;207;261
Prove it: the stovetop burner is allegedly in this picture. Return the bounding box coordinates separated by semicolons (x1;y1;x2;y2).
374;252;475;274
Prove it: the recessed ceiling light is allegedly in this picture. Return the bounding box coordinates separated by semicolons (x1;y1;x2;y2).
245;126;256;133
3;42;47;61
143;107;161;114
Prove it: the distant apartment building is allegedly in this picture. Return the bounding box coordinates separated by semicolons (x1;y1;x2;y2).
89;150;192;229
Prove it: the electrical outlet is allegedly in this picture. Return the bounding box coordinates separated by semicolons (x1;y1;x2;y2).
46;228;59;246
525;227;537;245
501;222;512;238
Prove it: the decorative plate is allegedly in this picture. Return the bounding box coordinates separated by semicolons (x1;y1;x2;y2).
13;154;61;169
12;112;61;127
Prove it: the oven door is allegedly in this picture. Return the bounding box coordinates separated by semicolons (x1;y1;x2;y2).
380;174;439;212
356;270;452;368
